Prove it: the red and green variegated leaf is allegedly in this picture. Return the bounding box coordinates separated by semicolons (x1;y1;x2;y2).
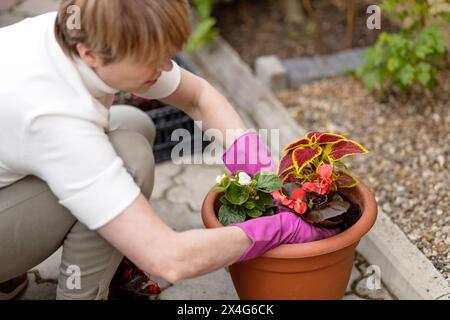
316;133;346;145
293;146;322;173
282;138;310;152
306;131;321;140
329;139;368;161
279;167;296;181
277;150;295;175
281;171;305;184
306;172;318;182
307;131;321;142
336;170;360;188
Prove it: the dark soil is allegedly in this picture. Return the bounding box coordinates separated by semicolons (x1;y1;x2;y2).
335;194;363;231
213;0;399;65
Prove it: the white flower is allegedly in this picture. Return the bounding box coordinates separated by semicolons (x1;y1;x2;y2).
216;174;226;184
237;172;252;186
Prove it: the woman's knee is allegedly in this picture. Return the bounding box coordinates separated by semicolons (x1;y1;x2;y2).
108;130;155;199
110;105;156;147
0;176;77;282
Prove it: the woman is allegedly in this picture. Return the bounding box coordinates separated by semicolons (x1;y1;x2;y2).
0;0;335;300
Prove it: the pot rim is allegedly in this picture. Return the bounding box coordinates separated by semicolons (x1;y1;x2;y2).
201;182;378;259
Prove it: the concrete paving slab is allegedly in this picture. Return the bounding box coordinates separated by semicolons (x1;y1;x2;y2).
167;165;224;212
18;271;56;300
151;161;183;200
30;247;62;281
151;199;203;232
159;268;238;300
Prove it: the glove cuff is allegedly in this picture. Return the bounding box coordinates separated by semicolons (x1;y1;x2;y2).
222;131;277;177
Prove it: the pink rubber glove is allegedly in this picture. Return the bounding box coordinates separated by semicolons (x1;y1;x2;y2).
234;212;339;262
222;131;277;176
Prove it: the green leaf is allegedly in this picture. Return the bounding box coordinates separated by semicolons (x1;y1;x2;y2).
398;64;415;87
416;62;432;87
387;58;400;72
382;0;396;16
220;195;233;205
254;198;265;211
187;17;217;51
246;207;263;218
363;69;383;90
237;206;247;218
363;47;384;68
263;208;275;216
415;45;431;59
244;201;256;209
194;0;213;19
437;11;450;24
255;172;282;193
218;205;246;226
258;191;275;207
225;182;249;205
213;186;226;193
220;176;231;189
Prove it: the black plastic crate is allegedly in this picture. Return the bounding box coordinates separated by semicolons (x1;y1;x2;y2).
113;55;210;163
148;106;209;163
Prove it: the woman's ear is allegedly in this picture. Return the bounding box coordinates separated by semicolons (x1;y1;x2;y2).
76;43;101;68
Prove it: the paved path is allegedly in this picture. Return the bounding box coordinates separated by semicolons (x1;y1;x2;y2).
1;0;395;300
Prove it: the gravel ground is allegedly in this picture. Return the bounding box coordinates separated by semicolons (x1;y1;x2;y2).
276;73;450;281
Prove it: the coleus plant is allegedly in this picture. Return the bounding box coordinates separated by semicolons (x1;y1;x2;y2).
273;132;368;226
214;171;282;226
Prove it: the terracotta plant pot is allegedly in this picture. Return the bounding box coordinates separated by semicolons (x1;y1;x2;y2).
201;182;377;300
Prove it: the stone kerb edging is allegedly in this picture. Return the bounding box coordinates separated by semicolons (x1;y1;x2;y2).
188;36;450;300
255;48;366;91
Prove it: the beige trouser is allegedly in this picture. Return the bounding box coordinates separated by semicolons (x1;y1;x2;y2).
0;105;156;300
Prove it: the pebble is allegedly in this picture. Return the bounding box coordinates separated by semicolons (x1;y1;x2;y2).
432;113;441;122
382;203;392;213
436;155;445;167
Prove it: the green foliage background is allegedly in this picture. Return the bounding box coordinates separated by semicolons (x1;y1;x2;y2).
357;0;450;92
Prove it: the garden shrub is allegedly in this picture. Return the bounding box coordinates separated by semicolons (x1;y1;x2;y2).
357;0;450;92
187;0;231;51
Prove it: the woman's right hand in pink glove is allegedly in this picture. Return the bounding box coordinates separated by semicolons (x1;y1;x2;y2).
233;211;340;262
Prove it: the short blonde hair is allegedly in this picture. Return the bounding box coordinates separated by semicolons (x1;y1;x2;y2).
55;0;192;65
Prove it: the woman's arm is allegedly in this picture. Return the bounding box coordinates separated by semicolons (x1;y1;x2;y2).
105;68;254;282
98;193;251;283
161;68;247;148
